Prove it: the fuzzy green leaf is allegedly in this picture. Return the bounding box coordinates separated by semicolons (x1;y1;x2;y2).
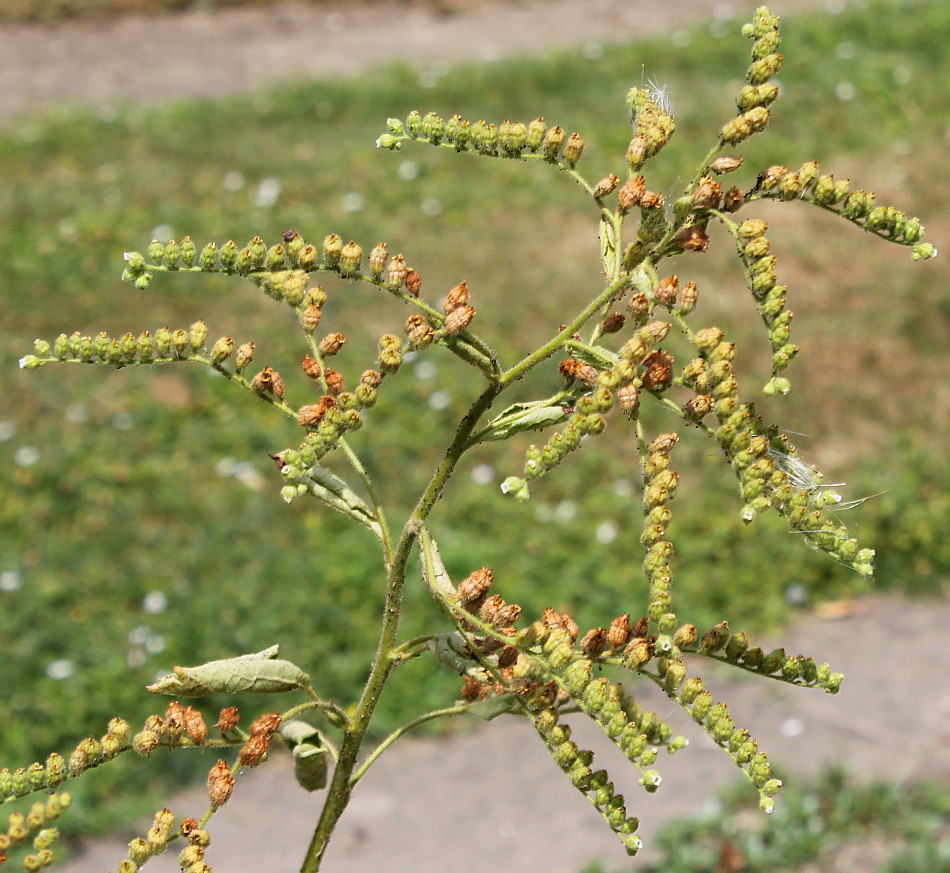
147;646;312;696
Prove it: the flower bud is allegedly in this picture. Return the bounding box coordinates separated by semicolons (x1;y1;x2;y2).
443;305;475;335
207;760;234;809
699;621;729;653
691;177;722;210
541;125;565;159
592;174;620;199
188;320;208;353
250;367;285;398
210;336;234;364
339;240;362;275
526;117;546;150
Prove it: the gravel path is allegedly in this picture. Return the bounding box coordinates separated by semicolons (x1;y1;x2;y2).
9;1;946;871
0;0;832;125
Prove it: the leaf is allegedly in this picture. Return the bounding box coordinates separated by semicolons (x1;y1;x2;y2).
147;646;313;696
467;694;520;720
418;526;456;612
427;633;491;682
298;465;383;539
293;743;329;792
474;400;571;443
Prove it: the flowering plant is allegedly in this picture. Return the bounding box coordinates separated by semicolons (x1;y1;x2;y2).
4;6;935;872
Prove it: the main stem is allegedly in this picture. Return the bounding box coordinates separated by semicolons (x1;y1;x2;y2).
299;382;502;872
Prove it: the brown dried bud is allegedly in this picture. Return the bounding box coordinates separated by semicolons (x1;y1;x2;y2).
616;383;640;416
318;332;346;357
249;712;282;738
629;616;650;639
480;594;522;628
723;187;744;212
301;355;322;380
678;280;699;315
709;155;744;174
216;707;239;736
238;734;270;768
460;676;484;703
542;607;579;642
617;176;645;211
607;614;631;651
323;369;345;396
642;350;675;391
164;701;186;741
207;760;235;809
624;637;653;669
442;280;470;313
580;627;608;658
250;367;285;398
300;304;322;333
443;305;475;334
627;292;651;324
671;225;710;252
386;254;408;289
558;358;598;386
683;394;714;421
405;268;422;296
563;132;585;167
592;174;620;199
638;189;663;210
234;342;255;373
369;242;388;278
456;567;493;609
655;275;679;308
757;165;788;191
360;369;382;389
181;707;207;746
179;817;200;838
600;312;626;334
297;396;337;428
132;729;160;757
691;177;723;210
497;645;519;669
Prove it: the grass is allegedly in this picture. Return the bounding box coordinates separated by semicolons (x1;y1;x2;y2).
0;0;947;835
581;768;949;873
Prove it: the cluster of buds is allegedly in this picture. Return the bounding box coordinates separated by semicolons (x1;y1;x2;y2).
1;794;69;869
695;623;843;691
640;433;680;623
121;808;177;873
732;217;797;386
626;87;676;171
674;676;782;810
132;703;208;758
721;7;783;145
238;712;281;768
18;321;230;371
377;111;586;168
529;704;643;856
437;280;477;337
175;818;213;873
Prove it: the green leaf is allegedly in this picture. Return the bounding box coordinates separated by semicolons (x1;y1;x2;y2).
473;400;571;443
427;632;491;682
467;694;520;720
147;646;313;696
298;465;383;539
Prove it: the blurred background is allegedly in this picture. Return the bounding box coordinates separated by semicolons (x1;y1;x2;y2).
0;0;945;864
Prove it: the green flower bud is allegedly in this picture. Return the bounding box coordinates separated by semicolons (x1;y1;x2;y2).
340;241;363;275
147;239;165;264
128;837;151;865
197;242;218;270
180;236;197;267
217;239;237;271
638;770;662;793
562;132;585;168
553;740;579;768
563;658;593;695
189;320;208;353
323;234;343;268
421;112;445;143
672;624;696;648
526;117;546;150
759;647;786;674
164;239;181;268
541;125;565;159
405;110;423;137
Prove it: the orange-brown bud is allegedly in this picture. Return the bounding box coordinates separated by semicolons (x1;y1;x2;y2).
460;676;484;703
297;396;337;428
300;304;322;333
323;369;345;396
592;174;620;199
691;177;722;210
249;712;282;738
641;350;675;391
627;292;650;324
405;314;434;349
250;367;285;398
671;225;710;252
638;190;663;210
456;567;493;608
497;645;519;669
683;394;714;421
600;312;626;334
710;155;744;174
655;275;678;308
216;707;239;736
181;707;207;746
207;760;235;810
404;269;422;296
607;614;631;651
723;187;744;212
318;332;346;357
238;734;270;768
360;369;383;389
580;627;608;658
386;254;408;289
442;280;470;313
542;607;579;642
558;358;598;386
617;176;645;211
301;355;322;380
179;817;200;838
678;280;699;315
443;305;475;334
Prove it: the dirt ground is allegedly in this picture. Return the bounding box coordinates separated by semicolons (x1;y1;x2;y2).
5;1;946;871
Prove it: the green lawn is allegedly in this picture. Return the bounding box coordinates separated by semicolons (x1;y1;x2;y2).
0;0;946;834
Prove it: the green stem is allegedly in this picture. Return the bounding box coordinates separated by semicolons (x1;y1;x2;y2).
299;382;502;873
348;704;468;787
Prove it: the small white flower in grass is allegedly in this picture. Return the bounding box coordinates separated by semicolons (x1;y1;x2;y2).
254;177;281;209
145;634;166;655
150;224;173;242
341;192;364;213
127;649;147;669
46;659;74;680
471;464;494;485
397;160;420;181
128;625;149;645
420;197;442;216
428;390;451;410
222;170;245;192
142;591;168;615
0;421;14;440
596;520;618;544
0;570;22;591
14;446;39;466
835;82;856;101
